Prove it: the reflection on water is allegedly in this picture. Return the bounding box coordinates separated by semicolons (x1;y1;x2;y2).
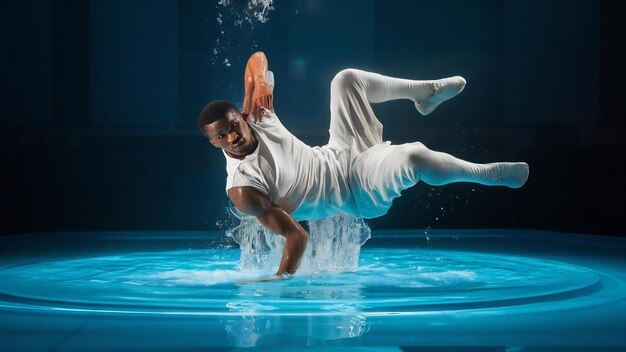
222;313;369;347
223;282;369;347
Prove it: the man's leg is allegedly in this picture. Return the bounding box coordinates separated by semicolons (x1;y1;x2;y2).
351;142;529;218
404;142;529;188
328;69;466;153
355;141;528;188
335;69;466;115
330;69;526;188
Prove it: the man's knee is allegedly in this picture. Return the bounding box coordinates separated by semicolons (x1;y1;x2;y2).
404;142;432;167
331;69;362;92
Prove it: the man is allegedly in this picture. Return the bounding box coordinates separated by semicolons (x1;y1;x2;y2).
198;52;529;282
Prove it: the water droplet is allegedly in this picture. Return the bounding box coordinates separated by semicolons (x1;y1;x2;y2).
211;0;275;67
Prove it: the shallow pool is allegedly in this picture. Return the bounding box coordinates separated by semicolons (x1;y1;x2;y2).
0;230;624;351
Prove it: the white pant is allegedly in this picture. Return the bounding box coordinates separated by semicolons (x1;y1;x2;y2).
328;69;524;218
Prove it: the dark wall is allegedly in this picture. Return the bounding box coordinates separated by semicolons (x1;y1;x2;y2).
91;0;179;128
1;0;52;127
2;0;624;236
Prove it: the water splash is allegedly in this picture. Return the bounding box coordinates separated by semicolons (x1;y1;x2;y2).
213;0;275;67
225;210;371;274
246;0;274;23
304;213;371;273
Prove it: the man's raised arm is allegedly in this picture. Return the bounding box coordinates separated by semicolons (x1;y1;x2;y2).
228;186;308;280
242;51;274;121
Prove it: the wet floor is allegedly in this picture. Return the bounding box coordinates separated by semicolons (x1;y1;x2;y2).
0;230;624;351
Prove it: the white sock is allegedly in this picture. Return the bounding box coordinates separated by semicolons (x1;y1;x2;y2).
351;70;466;115
415;76;466;116
407;144;529;189
475;162;530;189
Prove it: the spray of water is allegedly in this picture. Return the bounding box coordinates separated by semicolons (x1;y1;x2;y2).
213;0;275;67
225;209;371;274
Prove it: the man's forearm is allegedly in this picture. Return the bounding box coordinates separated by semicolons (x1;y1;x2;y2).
230;187;307;278
242;51;274;118
276;229;309;275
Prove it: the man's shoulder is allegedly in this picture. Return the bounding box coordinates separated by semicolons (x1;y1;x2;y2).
228;186;272;217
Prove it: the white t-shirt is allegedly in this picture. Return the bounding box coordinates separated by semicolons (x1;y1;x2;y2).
224;111;356;221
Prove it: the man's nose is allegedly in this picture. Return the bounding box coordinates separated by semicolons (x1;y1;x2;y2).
226;132;237;143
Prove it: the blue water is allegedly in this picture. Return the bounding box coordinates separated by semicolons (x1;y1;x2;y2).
0;230;625;351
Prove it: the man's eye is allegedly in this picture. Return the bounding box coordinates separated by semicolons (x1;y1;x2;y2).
218;134;225;139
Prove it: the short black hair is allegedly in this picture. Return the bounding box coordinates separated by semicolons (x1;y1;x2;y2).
197;100;239;131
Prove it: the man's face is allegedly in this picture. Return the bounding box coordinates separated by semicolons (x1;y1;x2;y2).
202;109;256;158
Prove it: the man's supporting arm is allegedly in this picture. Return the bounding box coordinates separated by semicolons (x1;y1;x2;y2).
228;186;308;277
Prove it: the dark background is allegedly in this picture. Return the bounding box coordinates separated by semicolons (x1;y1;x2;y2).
1;0;624;236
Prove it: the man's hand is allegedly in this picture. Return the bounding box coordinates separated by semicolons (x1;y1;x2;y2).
251;80;274;119
235;274;290;285
228;186;308;277
241;51;274;121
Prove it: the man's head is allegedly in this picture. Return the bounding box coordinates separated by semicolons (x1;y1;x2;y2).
198;100;257;158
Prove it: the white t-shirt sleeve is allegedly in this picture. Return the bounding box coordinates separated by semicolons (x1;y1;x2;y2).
226;165;271;198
